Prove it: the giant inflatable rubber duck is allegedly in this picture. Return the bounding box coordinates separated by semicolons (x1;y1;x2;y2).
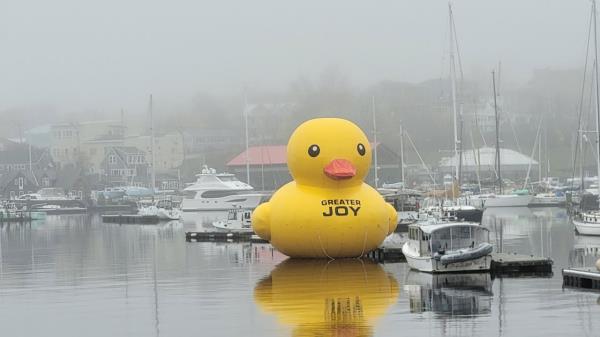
254;259;399;337
252;118;398;258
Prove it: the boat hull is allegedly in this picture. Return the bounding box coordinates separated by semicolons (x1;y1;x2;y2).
402;244;492;273
573;219;600;236
484;195;533;208
528;196;566;207
181;194;264;212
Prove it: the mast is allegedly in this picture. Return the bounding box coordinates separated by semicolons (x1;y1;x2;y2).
492;71;502;194
149;94;156;193
594;0;600;203
372;96;379;188
244;92;250;185
449;2;459;194
399;121;405;187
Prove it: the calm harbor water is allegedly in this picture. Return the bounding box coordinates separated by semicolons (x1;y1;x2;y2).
0;208;599;337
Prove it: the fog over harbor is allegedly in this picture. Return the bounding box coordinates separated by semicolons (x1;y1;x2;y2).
0;1;591;111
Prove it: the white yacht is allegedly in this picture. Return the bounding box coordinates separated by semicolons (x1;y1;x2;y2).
181;166;266;212
402;222;493;273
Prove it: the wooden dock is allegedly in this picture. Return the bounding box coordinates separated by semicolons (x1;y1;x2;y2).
185;231;268;243
101;214;160;224
563;268;600;291
490;252;553;275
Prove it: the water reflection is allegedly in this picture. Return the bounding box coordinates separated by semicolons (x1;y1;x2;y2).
482;207;569;258
254;259;398;337
570;234;600;269
404;271;493;317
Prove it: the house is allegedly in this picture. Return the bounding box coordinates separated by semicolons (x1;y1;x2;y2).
439;147;539;183
54;166;93;201
0;171;39;199
101;146;149;187
0;139;56;199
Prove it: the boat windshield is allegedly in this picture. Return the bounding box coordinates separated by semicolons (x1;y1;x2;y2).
430;226;488;253
217;176;238;182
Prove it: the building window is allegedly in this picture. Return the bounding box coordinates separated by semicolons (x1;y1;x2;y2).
109;155;116;164
9;191;15;199
42;176;50;187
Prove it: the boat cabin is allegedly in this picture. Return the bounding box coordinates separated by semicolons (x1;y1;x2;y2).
407;223;490;257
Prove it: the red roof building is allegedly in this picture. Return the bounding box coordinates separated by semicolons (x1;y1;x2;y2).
226;145;287;166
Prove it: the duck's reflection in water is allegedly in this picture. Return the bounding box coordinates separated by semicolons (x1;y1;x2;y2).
254;259;399;337
404;271;493;317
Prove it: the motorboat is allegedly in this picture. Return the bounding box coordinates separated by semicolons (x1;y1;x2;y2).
181;166;266;212
402;222;493;273
404;271;492;316
212;208;253;232
573;211;600;236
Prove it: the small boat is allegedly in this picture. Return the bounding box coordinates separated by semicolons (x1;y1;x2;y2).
32;204;87;215
573;211;600;236
212;208;253;232
402;222;493;273
138;199;182;221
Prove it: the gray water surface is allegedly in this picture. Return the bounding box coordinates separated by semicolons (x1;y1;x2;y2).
0;208;598;337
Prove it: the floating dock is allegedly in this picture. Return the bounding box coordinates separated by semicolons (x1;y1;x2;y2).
563;268;600;291
185;231;268;243
490;252;553;275
0;212;32;223
367;247;553;274
101;214;160;224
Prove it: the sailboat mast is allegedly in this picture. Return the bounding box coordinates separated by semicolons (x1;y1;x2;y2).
244;92;250;185
399;121;405;186
449;2;459;190
149;94;156;193
594;0;600;202
372;96;379;188
492;71;502;194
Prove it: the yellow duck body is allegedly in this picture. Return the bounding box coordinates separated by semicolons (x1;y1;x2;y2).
252;118;397;258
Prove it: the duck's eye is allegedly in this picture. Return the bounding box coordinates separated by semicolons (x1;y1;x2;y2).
308;144;320;157
357;143;366;156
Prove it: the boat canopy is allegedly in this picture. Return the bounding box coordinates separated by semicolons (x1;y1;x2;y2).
408;223;490;255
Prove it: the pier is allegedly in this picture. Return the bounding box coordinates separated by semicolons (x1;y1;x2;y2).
101;214;160;224
185;231;268;243
563;268;600;291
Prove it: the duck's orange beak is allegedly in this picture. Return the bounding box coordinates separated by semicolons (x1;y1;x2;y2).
324;159;356;180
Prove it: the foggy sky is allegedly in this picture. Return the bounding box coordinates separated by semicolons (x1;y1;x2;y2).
0;0;591;115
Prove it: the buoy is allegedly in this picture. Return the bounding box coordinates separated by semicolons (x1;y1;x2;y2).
254;259;398;335
252;118;398;258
